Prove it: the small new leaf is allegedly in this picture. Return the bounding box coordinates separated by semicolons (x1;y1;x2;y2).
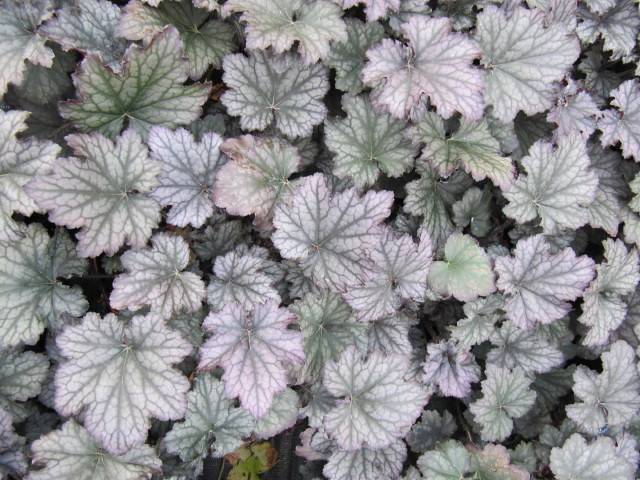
599;79;640;160
110;234;205;319
469;366;536;442
427;233;495;302
422;341;480;398
495;235;595;329
54;312;192;454
198;302;304;418
323;348;428;450
26;129;161;257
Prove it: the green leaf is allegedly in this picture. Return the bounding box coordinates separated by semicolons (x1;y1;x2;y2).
0;349;48;421
60;27;210;137
227;442;277;480
427;233;495;302
118;0;234;78
410;112;514;189
452;186;492;237
417;440;470;480
469;366;536;442
0;225;87;347
325;94;417;188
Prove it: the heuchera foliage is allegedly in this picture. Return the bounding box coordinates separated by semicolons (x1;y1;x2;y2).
1;0;640;479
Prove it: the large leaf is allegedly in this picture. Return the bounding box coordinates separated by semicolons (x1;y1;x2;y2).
324;440;406;480
469;366;536;442
0;110;59;241
164;374;253;474
578;239;639;346
503;134;598;233
566;340;640;435
326;19;384;94
59;27;210;137
110;234;205;320
0;0;54;96
26;130;161;257
29;420;161;480
198;302;304;418
225;0;346;64
410;112;514;189
550;433;635;480
40;0;127;69
422;340;480;398
220;52;329;139
273;173;393;291
54;312;192;454
323;348;428;450
148;127;225;228
118;0;234;78
495;235;595;329
325;94;416;188
344;227;432;321
0;225;87;347
291;291;367;383
361;16;483;120
599;79;640;160
214;135;301;224
475;5;580;122
427;233;495;302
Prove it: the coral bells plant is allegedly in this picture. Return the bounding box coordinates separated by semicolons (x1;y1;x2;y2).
1;0;640;479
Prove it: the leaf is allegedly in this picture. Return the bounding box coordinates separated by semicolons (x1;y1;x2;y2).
487;321;564;374
579;239;640;346
566;340;640;435
409;112;514;189
366;312;415;356
326;19;384;94
427;233;495;302
325;94;416;188
403;166;471;249
0;110;60;241
547;80;602;140
599;79;640;160
323;440;406;480
475;5;580;122
0;225;87;347
344;227;432;321
54;312;192;454
587;141;626;235
198;302;304;418
407;410;457;453
118;0;235;78
469;366;536;442
323;348;428;450
253;387;299;439
40;0;128;69
495;234;595;329
416;440;470;480
550;433;635;480
214;135;301;224
468;443;529;480
148;127;225;228
422;341;480;398
0;349;49;420
0;0;54;96
227;442;277;480
164;373;253;472
207;248;281;311
28;420;161;480
273;173;393;291
449;295;503;349
577;0;640;62
0;408;26;479
225;0;347;64
110;234;205;319
220;52;329;139
26;129;161;257
361;16;483;120
503;134;598;233
59;27;210;137
290;291;367;383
